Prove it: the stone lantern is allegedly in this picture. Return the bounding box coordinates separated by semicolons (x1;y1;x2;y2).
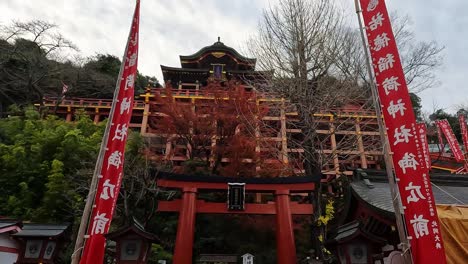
105;220;159;264
328;221;387;264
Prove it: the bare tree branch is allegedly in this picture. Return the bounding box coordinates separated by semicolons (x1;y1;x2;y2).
0;20;78;107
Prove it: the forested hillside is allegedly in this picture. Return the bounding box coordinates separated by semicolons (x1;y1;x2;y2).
0;20;158;114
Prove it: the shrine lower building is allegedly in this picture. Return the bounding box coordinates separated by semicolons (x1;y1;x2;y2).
328;169;468;264
40;39;384;177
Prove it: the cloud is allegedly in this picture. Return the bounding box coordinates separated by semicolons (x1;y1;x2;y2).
0;0;466;112
386;0;468;112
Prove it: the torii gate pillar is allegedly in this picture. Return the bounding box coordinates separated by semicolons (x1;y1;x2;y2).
275;190;296;264
172;187;197;264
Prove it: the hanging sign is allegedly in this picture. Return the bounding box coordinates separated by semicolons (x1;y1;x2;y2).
416;123;431;170
228;183;246;211
358;0;446;263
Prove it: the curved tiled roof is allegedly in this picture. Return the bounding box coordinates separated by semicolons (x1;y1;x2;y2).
179;39;256;64
11;223;69;238
350;169;468;217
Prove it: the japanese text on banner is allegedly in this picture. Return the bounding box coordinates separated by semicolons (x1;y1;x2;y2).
358;0;446;263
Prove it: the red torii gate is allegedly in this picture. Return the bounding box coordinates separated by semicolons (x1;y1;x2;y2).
156;173;317;264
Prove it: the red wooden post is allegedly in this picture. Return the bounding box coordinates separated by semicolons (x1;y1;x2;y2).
173;187;197;264
275;190;296;264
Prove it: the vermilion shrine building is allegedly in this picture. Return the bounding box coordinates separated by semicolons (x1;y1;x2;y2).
40;39;384;177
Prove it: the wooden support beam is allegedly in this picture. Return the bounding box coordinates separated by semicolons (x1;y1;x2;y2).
356;121;368;169
140;103;150;134
280;98;289;164
329;122;340;173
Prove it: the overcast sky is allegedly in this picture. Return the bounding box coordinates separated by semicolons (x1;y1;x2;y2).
1;0;467;114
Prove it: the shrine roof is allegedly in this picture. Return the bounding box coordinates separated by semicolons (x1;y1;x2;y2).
180;39;255;65
106;223;159;242
160;65;270;80
350;169;468;218
0;219;22;229
0;219;22;233
11;223;70;238
352;181;468;211
328;220;387;245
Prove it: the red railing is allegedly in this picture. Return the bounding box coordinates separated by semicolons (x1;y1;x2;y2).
43;88;377;116
42;97;146;109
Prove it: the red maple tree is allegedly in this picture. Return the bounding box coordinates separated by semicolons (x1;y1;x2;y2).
150;81;290;177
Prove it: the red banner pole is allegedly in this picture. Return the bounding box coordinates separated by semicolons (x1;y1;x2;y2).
354;1;412;262
356;0;446;263
71;1;140;263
